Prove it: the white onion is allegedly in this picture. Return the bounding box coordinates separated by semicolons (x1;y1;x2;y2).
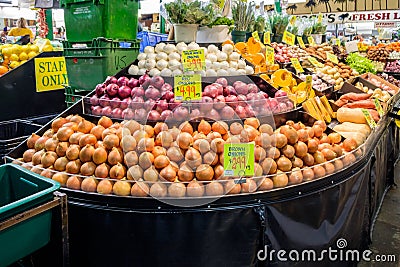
229;61;239;69
172;69;183;76
149;68;161;76
237;59;246;69
207;53;218;62
217;52;228;62
128;65;139;75
201;47;208;56
187;42;200;50
138;68;146;75
237;69;246;75
229;52;240;62
222;44;234;54
146;53;157;61
176;42;188;53
156;52;168;61
160;68;173;76
185;71;195;75
227;67;238;75
164;44;177;54
207;44;219;54
169;59;181;71
212;62;222;70
220;61;229;70
245;66;254;75
195;70;207;77
137;53;147;61
156;59;168;70
138;60;146;69
155;43;166;53
217;69;229;76
145;59;156;70
144;46;155;54
169;52;181;61
206;69;217;77
205;59;212;69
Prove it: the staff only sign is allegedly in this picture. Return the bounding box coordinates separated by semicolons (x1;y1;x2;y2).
298;10;400;24
35;57;69;92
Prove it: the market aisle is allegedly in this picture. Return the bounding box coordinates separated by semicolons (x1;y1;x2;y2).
359;161;400;267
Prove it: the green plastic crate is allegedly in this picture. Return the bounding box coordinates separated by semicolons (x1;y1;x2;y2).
61;0;139;42
0;164;60;266
64;86;91;106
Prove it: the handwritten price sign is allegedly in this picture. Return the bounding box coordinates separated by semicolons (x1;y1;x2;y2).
174;74;202;101
252;31;260;41
283;31;295;46
308;36;315;46
264;31;271;44
308;56;324;68
326;52;339;64
266;46;275;65
223;143;254;177
181;49;206;72
361;108;377;128
290;58;304;73
305;75;313;92
297;36;306;49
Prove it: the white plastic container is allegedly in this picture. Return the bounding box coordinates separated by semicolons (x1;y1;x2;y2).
196;25;230;43
174;24;199;43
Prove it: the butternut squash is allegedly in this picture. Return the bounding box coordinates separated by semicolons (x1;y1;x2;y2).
337;108;368;124
333;122;371;136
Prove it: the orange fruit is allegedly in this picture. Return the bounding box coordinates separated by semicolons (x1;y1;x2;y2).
0;66;8;75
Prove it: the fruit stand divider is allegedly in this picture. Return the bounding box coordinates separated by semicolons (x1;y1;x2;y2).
0;51;66;121
4;92;399;267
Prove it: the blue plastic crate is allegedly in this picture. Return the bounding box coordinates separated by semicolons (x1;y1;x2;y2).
137;31;168;52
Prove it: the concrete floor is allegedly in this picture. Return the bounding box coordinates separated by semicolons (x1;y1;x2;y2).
359;161;400;267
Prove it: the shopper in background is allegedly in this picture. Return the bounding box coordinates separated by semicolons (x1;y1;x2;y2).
0;27;8;43
8;17;34;43
371;36;378;46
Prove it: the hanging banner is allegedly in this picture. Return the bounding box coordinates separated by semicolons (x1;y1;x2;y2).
297;10;400;24
375;22;396;28
35;57;68;92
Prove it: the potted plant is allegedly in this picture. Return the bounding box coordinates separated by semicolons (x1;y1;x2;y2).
197;16;235;43
254;16;266;41
269;13;289;43
231;0;255;43
311;21;327;44
165;0;216;43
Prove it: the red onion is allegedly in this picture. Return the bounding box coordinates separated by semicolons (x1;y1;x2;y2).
223;86;237;96
120;97;132;110
118;85;132;99
278;102;287;112
246;93;257;101
105;76;117;85
200;96;213;113
235;105;247;119
161;90;174;101
90;95;99;105
225;95;238;109
95;83;106;96
248;84;258;93
233;81;248;95
144;99;156;111
99;95;110;107
268;98;279;112
286;101;294;110
101;106;112;116
111;108;123;119
134;108;147;121
203;85;218;98
122;108;135;119
110;97;121;109
173;106;189;121
245;106;256;117
117;76;129;87
212;83;224;96
106;83;119;97
221;106;235;120
148;110;161;121
237;95;247;107
131;87;145;98
160;110;173;120
91;105;102;116
139;72;151;87
215;77;228;88
168;99;181;110
127;78;139;89
160;83;173;93
260;92;269;99
190;109;201;119
213;95;225;110
150;76;165;89
131;97;144;109
208;109;220;120
156;100;168;113
145;86;161;100
275;90;287;97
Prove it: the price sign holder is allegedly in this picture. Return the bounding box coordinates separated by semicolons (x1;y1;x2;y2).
308;36;315;46
361;109;377;129
317;13;323;23
181;49;206;72
264;31;271;44
290;58;304;73
307;56;324;68
266;46;275;65
174;74;202;101
297;36;306;49
252;31;260;41
223;143;254;177
283;31;295;46
305;75;312;92
326;52;338;64
374;98;384;116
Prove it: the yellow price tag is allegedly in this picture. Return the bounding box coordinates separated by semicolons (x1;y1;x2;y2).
297;36;306;49
290;58;304;73
374;98;384;116
289;16;297;26
264;31;271;45
174;74;202;101
307;56;324;68
223;143;254;177
326;52;338;64
361;109;377;128
252;31;260;41
266;46;275;65
181;49;206;72
283;31;295;46
305;75;313;92
336;38;341;46
318;13;323;23
308;36;315;46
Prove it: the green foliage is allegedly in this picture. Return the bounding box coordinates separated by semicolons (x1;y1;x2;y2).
232;0;255;31
269;13;289;35
346;53;377;74
165;0;217;25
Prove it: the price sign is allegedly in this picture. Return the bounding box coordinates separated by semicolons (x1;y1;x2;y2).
34;57;69;92
305;75;313;92
290;58;304;73
283;31;295;46
223;143;254;177
374;98;384;116
297;36;306;49
326;52;338;64
317;13;323;23
264;31;271;44
266;46;275;65
181;49;206;72
336;38;341;46
289;15;297;26
174;74;202;101
252;31;260;41
361;109;377;128
308;56;324;68
308;36;315;46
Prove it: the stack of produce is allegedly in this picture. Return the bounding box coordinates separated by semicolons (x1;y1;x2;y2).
346;53;376;74
363;73;399;95
299;73;332;92
378;73;400;88
89;74;294;120
352;82;390;102
271;43;308;63
128;42;255;77
386;42;400;52
15;115;362;197
0;43;40;74
384;60;400;73
388;51;400;59
372;61;385;72
315;62;358;90
366;46;391;62
304;43;333;61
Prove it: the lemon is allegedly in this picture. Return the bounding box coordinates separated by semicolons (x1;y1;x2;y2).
28;51;37;59
2;47;12;57
20;60;28;65
42;45;53;52
29;45;39;53
12;45;22;55
9;54;19;61
19;52;28;61
21;45;30;53
9;61;19;69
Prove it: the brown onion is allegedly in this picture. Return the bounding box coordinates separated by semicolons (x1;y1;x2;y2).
109;163;126;179
95;163;109;178
66;144;80;161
